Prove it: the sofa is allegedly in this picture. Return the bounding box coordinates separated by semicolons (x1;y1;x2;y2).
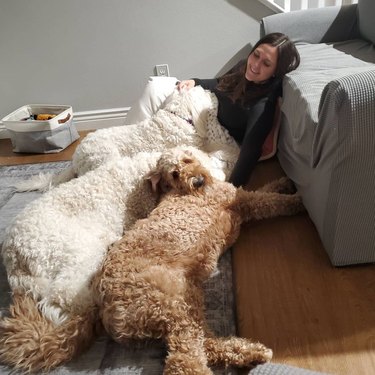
260;0;375;266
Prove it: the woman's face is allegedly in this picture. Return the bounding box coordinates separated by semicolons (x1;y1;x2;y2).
245;43;278;83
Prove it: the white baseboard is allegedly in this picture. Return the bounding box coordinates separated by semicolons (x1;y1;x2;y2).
0;107;130;139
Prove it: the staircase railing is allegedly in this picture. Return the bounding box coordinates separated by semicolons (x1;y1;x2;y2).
259;0;358;13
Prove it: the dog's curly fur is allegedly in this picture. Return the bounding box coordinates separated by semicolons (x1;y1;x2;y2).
0;147;228;373
0;152;159;373
92;149;304;374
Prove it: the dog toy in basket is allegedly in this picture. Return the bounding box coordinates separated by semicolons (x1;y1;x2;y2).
21;113;72;123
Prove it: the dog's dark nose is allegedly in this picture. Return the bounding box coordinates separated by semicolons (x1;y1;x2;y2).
192;176;204;188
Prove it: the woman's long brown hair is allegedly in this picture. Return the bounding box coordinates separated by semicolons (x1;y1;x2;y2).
217;32;300;105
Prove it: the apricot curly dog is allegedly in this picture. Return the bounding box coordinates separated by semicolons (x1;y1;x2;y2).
92;148;304;374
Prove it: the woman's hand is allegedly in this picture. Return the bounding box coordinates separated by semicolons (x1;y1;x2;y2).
177;80;195;91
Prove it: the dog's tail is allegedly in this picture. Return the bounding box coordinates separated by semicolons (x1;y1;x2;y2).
0;293;97;373
15;166;76;192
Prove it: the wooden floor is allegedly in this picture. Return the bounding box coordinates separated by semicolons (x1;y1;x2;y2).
237;161;375;375
0;131;92;166
1;134;374;375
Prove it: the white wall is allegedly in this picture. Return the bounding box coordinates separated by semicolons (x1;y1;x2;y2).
0;0;273;120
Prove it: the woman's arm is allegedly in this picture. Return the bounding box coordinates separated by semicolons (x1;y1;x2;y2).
179;59;245;92
229;96;277;187
192;78;219;91
177;78;219;92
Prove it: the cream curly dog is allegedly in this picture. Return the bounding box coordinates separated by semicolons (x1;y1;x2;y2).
92;148;304;374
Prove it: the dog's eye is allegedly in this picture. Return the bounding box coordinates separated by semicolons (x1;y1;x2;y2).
182;158;193;164
172;171;179;179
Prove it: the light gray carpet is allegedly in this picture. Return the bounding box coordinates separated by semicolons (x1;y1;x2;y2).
0;161;72;244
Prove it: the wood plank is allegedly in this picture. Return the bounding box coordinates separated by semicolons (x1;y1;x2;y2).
233;157;375;375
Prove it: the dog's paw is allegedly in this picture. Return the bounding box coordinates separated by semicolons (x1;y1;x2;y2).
262;348;273;362
278;177;297;194
205;337;272;368
243;342;273;366
259;177;297;194
288;194;306;215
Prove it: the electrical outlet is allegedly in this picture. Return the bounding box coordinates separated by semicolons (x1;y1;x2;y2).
155;64;169;77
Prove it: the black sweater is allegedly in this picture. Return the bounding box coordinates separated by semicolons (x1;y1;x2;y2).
193;78;280;187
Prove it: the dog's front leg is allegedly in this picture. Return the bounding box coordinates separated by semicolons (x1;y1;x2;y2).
164;315;213;375
233;188;305;222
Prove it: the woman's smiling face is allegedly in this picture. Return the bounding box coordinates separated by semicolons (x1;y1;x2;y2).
245;43;278;83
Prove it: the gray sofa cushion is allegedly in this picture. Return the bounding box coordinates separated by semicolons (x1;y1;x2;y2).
282;41;374;161
331;39;375;63
358;0;375;44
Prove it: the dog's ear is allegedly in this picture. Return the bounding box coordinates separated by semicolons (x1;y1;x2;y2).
146;172;162;193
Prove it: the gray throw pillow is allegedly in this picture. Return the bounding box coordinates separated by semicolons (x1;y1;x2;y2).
358;0;375;44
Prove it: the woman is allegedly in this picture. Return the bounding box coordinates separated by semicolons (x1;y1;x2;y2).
127;32;300;187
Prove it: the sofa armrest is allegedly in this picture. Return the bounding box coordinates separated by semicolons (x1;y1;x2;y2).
314;68;375;265
316;68;375;166
313;68;375;170
318;68;375;133
260;4;359;44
